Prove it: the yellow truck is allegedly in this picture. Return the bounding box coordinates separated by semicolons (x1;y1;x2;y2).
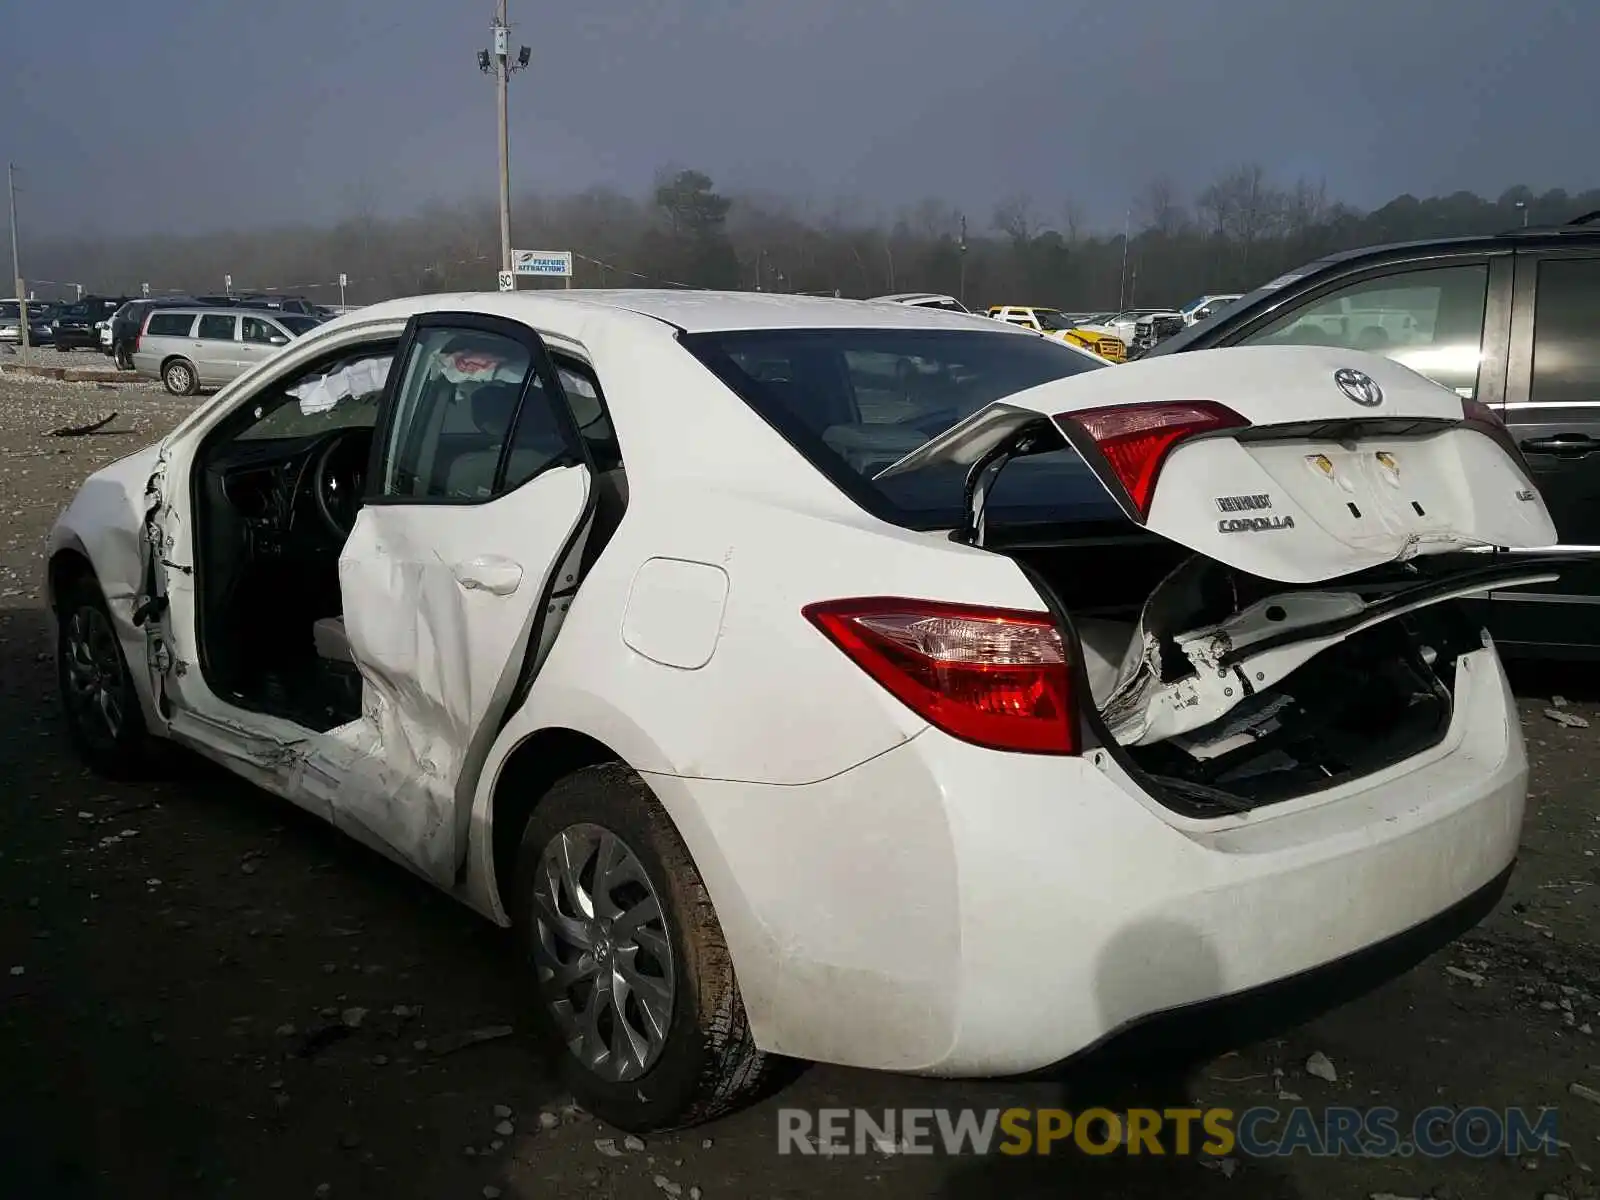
986;306;1127;362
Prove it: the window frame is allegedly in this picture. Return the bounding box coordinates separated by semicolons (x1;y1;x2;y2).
146;311;199;339
362;311;594;509
196;313;239;342
1217;251;1513;408
1506;246;1600;411
241;315;290;346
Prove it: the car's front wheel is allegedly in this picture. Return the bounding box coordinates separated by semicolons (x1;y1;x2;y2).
57;575;159;779
512;764;788;1131
162;358;198;396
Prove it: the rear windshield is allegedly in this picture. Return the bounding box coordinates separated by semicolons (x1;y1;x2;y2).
681;327;1125;530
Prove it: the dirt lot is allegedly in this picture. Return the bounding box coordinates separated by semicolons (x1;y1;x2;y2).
3;371;1600;1199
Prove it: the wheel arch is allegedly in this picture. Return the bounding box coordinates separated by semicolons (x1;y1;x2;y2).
46;541;96;612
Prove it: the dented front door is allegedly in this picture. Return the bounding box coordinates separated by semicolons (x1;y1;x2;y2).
309;314;594;884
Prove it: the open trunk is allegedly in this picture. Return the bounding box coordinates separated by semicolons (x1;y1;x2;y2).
875;345;1577;815
1010;538;1571;815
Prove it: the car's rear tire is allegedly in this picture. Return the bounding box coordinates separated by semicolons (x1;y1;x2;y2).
162;358;198;396
57;575;160;779
512;763;790;1131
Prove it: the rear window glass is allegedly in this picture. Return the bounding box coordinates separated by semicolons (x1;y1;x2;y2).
681;328;1123;530
145;313;194;337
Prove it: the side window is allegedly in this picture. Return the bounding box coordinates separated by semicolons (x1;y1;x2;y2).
146;312;195;337
1240;263;1489;398
197;313;235;341
550;356;620;472
1530;258;1600;407
234;345;395;441
378;326;545;501
243;317;285;345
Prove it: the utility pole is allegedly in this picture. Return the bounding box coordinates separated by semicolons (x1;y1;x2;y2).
8;163;29;364
1117;207;1130;311
480;3;531;284
957;214;968;306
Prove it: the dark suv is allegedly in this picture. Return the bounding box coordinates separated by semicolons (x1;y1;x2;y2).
107;297;200;368
1147;213;1600;659
51;296;129;351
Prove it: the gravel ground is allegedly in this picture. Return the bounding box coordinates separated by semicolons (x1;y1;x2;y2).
3;373;1600;1199
0;343;126;373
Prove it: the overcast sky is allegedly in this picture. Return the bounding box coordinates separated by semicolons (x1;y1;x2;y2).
3;0;1597;239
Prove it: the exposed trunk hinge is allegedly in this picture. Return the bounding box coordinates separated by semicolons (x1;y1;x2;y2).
957;420;1054;547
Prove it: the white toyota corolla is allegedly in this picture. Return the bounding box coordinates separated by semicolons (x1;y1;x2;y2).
47;290;1567;1130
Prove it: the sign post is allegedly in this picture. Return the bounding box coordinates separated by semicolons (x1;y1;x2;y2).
224;273;233;298
338;273;348;309
141;282;151;298
511;250;574;289
497;270;515;293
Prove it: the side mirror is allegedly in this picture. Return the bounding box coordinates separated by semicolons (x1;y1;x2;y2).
269;336;289;346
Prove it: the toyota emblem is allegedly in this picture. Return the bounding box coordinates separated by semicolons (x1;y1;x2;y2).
1334;367;1384;407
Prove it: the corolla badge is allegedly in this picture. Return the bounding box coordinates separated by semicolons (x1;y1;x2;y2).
1334;367;1384;407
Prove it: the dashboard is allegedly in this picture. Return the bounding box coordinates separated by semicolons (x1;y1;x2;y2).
211;426;374;556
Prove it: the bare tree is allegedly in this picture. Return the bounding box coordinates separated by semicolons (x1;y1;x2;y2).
1134;177;1189;237
1058;198;1087;246
991;194;1035;245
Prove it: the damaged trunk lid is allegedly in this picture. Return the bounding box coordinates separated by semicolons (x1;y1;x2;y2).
875;344;1558;582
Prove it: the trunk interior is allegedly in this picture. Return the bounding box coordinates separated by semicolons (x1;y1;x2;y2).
1004;533;1497;818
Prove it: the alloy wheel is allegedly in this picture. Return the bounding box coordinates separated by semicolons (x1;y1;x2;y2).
62;604;126;748
530;822;677;1082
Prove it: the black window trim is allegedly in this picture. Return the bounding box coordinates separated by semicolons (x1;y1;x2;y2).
362;310;594;509
1216;250;1513;409
1505;245;1600;410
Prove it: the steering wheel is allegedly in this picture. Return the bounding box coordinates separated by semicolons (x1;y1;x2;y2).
312;428;372;540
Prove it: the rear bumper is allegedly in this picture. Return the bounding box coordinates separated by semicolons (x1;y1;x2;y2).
661;644;1524;1075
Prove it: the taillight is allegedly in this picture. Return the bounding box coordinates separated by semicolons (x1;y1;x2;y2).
1054;401;1249;522
803;598;1077;755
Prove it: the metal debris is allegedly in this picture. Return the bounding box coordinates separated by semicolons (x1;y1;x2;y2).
1305;1051;1338;1082
1569;1082;1600;1105
48;412;118;437
1545;708;1590;729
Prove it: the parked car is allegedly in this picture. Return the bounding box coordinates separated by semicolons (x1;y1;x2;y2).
1129;309;1187;355
0;299;53;346
1076;307;1171;348
132;306;322;394
1179;293;1244;325
869;292;973;314
49;290;1569;1131
986;305;1127;361
52;296;130;351
1147;213;1600;658
108;297;201;368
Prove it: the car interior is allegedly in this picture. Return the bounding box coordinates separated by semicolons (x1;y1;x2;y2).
189;336;625;733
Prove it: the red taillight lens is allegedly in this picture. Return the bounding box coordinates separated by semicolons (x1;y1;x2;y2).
1055;400;1249;521
803;598;1077;755
1460;395;1528;467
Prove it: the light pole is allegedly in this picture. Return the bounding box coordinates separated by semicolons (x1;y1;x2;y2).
479;2;531;281
1516;200;1529;228
957;214;968;306
1117;207;1130;311
8;163;29;364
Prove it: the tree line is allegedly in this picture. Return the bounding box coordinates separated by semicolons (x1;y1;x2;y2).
23;165;1600;311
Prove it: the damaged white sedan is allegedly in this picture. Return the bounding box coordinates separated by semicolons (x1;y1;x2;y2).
46;291;1570;1131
